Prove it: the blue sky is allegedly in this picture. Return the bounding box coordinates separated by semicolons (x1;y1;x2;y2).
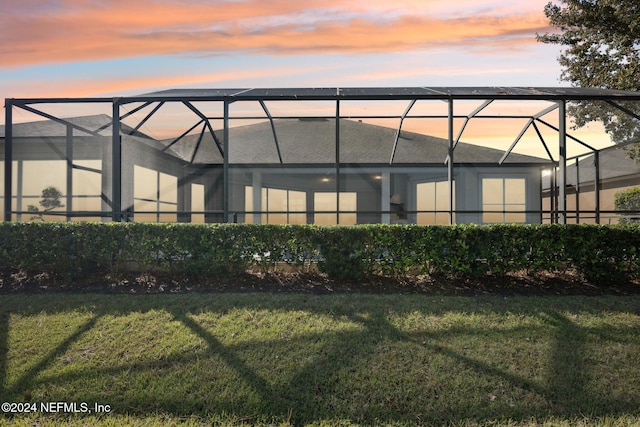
0;0;564;100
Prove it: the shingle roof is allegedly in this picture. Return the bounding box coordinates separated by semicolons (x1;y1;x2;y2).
167;118;551;165
1;114;552;165
0;114;150;139
566;147;640;185
0;114;186;157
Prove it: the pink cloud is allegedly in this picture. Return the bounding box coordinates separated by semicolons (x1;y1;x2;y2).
0;0;551;67
1;64;326;98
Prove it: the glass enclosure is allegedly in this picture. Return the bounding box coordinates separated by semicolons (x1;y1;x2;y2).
3;88;639;225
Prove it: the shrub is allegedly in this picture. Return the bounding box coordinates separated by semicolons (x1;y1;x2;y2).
0;222;638;285
615;186;640;224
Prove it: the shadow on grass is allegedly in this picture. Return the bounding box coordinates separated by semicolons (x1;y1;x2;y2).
1;315;101;399
546;311;590;414
0;294;639;425
172;312;279;410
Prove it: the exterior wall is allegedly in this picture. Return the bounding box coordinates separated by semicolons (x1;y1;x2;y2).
1;136;107;221
2;139;545;225
543;175;640;224
223;165;543;225
0;136;204;223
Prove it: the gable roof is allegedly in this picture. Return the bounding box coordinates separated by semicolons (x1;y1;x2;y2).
166;118;551;165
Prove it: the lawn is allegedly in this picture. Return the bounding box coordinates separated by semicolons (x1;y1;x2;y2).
1;293;639;426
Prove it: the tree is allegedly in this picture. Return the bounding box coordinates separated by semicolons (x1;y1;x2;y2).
537;0;640;158
28;186;64;221
614;186;640;223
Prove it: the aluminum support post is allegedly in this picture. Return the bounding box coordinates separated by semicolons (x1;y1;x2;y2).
448;99;454;225
558;101;567;224
112;99;122;222
335;100;341;224
594;151;601;224
4;99;12;221
66;125;73;221
223;100;230;222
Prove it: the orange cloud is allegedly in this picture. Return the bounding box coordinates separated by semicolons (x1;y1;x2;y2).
0;0;551;67
3;65;325;99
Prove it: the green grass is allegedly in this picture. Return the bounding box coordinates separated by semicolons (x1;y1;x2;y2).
1;294;639;426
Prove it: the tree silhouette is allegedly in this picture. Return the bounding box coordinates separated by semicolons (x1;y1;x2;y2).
27;186;64;221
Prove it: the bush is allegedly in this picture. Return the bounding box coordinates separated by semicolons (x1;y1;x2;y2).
0;222;638;285
615;186;640;224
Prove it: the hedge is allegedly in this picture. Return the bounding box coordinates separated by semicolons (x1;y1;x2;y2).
1;222;639;285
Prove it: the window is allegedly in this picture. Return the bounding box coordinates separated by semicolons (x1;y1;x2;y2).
18;160;66;221
191;183;205;224
134;166;177;222
482;178;526;223
72;160;102;221
5;159;103;222
244;186;306;224
314;192;357;225
416;180;454;225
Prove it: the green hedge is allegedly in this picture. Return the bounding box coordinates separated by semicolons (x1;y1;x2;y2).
1;222;639;285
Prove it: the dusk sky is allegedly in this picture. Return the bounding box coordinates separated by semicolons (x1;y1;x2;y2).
1;0;564;100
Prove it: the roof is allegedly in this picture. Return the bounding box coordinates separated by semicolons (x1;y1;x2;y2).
136;87;640;101
166;118;551;165
566;147;640;185
0;114;185;157
0;114;151;139
10;87;639;104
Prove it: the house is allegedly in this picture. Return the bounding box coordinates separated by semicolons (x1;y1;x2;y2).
1;114;550;224
178;117;550;225
4;87;640;224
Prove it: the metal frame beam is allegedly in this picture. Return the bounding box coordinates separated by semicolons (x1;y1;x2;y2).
126;101;165;135
500;118;534;165
183;100;224;157
390;99;416;165
499;104;559;165
258;100;283;164
605;100;640;123
453;99;493;150
536;118;598;152
96;101;154;133
531;121;555;162
162;120;204;153
190;122;207;164
14;103;101;137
